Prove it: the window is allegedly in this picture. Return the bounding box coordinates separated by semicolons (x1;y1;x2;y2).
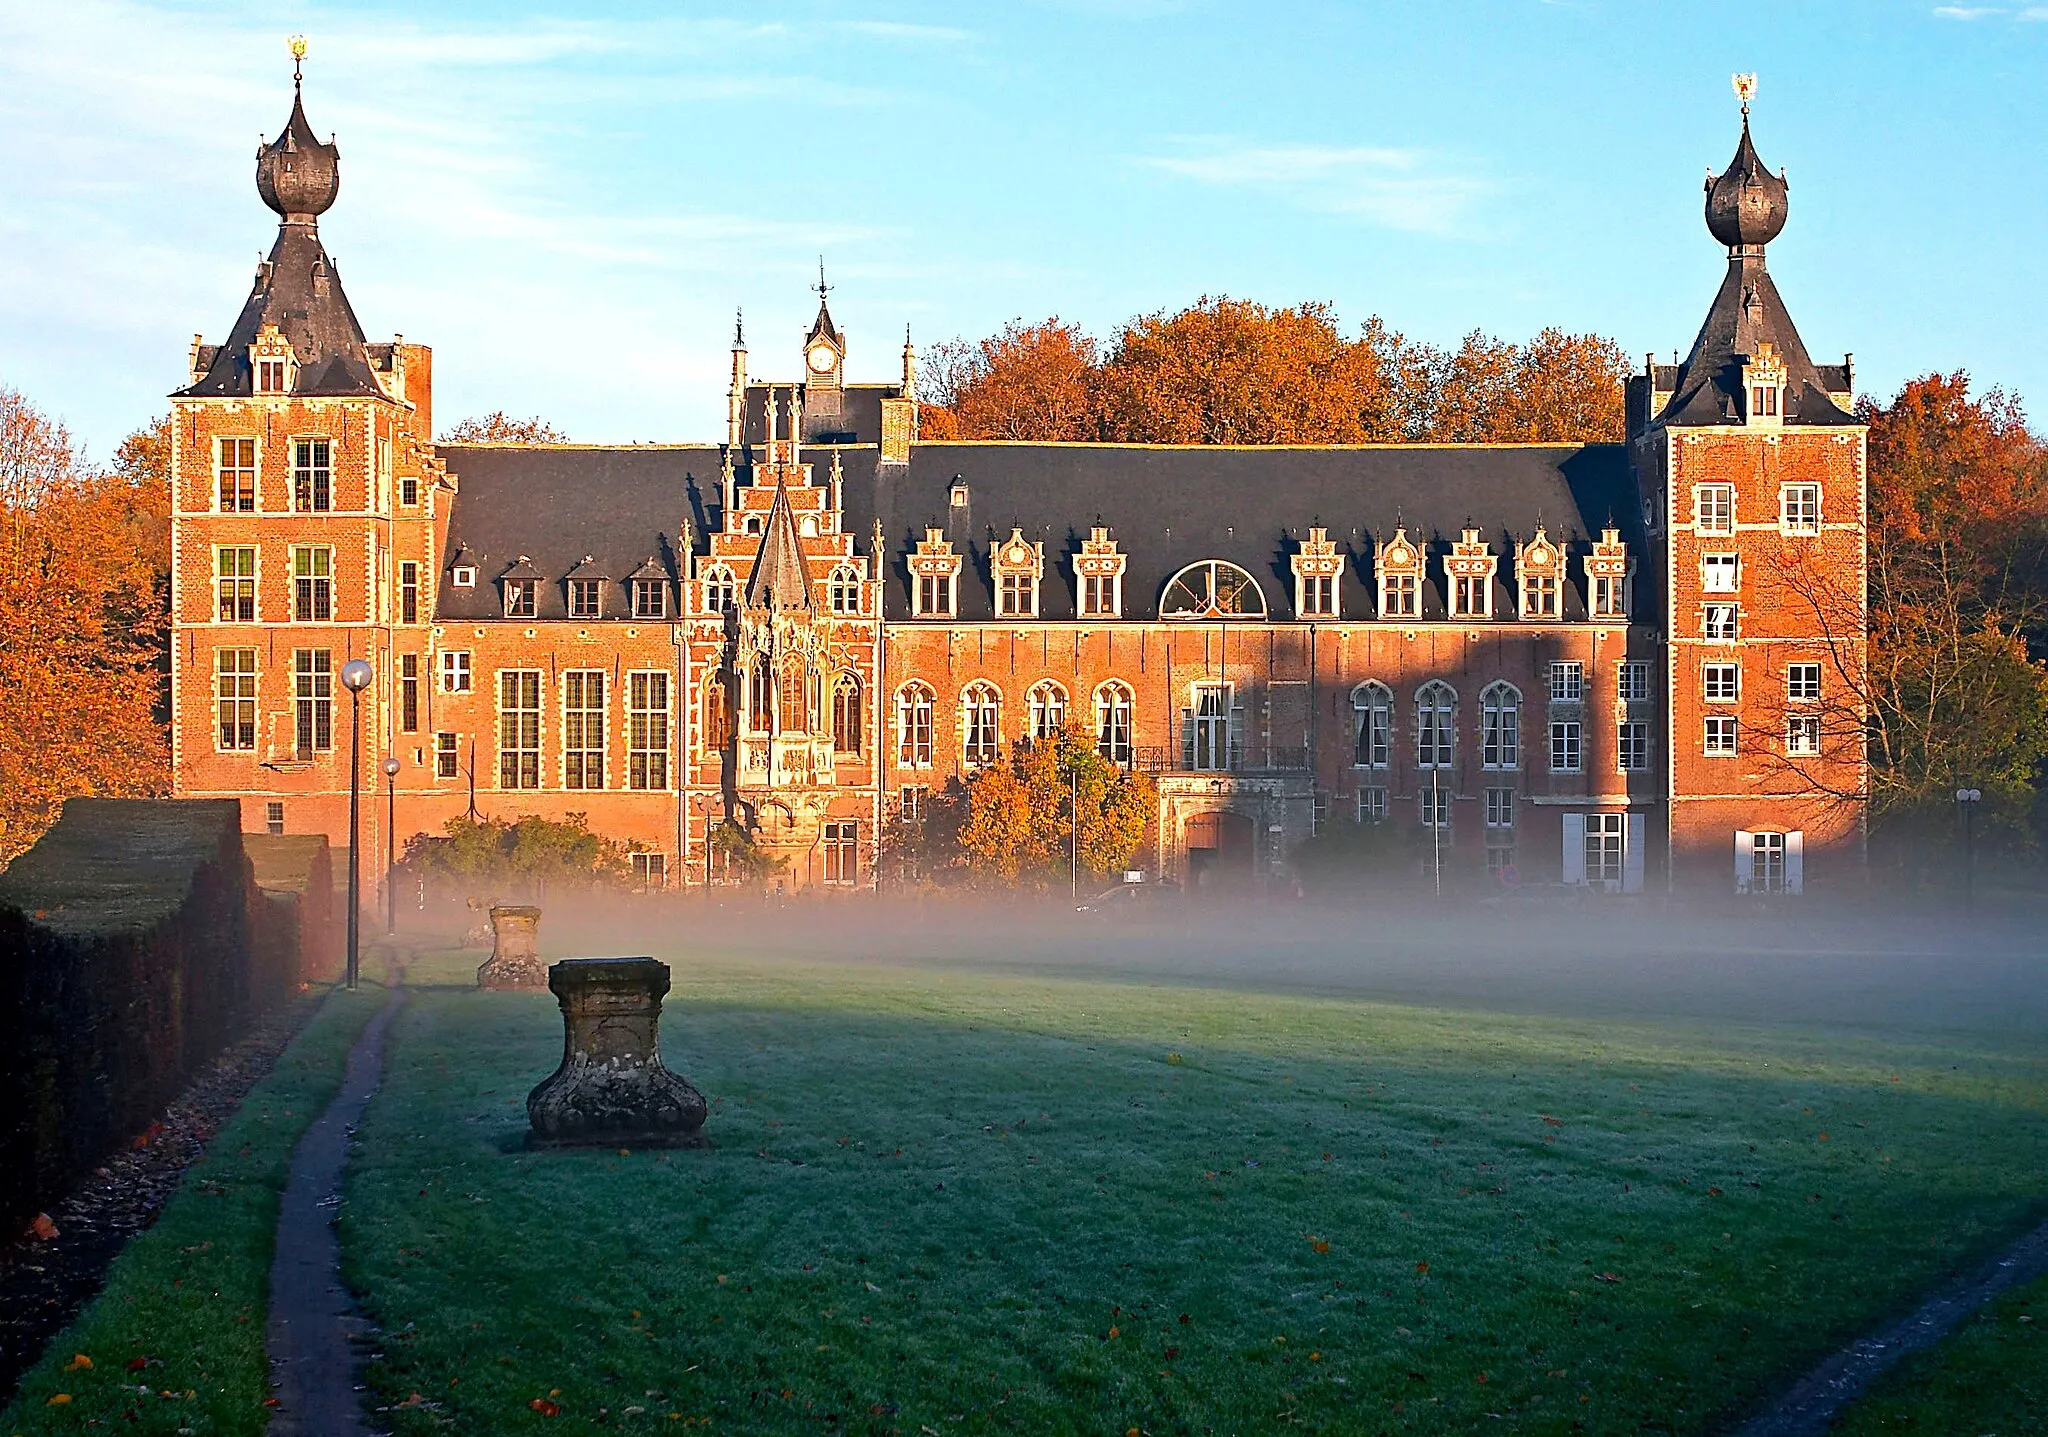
1452;573;1490;619
1381;572;1419;618
1095;681;1134;765
1704;663;1741;702
1618;721;1650;772
701;675;733;751
504;577;537;618
961;684;1001;766
1702;554;1739;593
703;566;736;614
1695;484;1735;535
291;438;331;512
998;570;1034;618
1480;683;1520;770
950;483;969;508
377;436;392;510
900;786;929;826
828;566;861;615
823;822;859;887
265;800;284;836
896;684;935;768
1189;683;1233;771
440;650;471;693
1312;792;1330;836
1618;660;1652;703
1781;484;1821;534
1484;787;1516;829
1750;831;1787;891
216;648;257;750
217;438;256;512
632;577;667;619
1786;715;1822;756
563;671;606;790
452;565;476;588
1548;661;1583;704
916;572;955;618
629;671;670;790
1487;845;1516;877
1592;574;1626;618
1704;715;1739;756
1751;383;1780;419
1351;682;1391;769
1549;720;1582;773
257;358;288;394
1356;787;1388;823
1027;681;1067;742
498;670;542;789
292;649;332;755
399;471;419;508
1415;682;1455;769
291;546;331;622
831;674;863;755
1787;663;1822;702
1704;603;1739;641
1418;784;1452;830
1161;561;1266;619
1585;813;1624;885
435;732;459;779
216;547;256;622
1522;572;1558;619
568;578;602;619
1300;573;1336;619
399;653;419;733
1082;572;1118;618
630;851;668;890
746;662;771;732
399;561;419;625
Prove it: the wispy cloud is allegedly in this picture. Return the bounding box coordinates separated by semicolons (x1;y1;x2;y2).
1141;139;1490;236
1933;5;2003;17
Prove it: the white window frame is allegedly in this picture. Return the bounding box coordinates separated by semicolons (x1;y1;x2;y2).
630;851;668;890
216;647;258;751
961;683;1001;767
1484;787;1516;829
1785;715;1822;757
1380;571;1419;619
1027;681;1068;742
1356;787;1388;823
567;577;603;620
896;683;935;769
828;565;862;615
1548;661;1583;704
822;821;859;887
216;436;257;513
1480;682;1520;770
1189;682;1234;771
1585;813;1624;886
1703;662;1741;703
916;571;957;619
1522;571;1558;619
1549;719;1582;774
1351;682;1391;770
1095;681;1134;764
627;670;670;791
1618;721;1650;773
1617;660;1652;704
562;670;606;791
1704;715;1739;757
1702;553;1740;593
291;437;331;513
1786;663;1822;702
703;565;736;614
440;650;472;693
1694;484;1736;535
216;545;257;623
504;577;538;619
290;545;332;623
1780;484;1822;535
1415;682;1455;769
435;731;460;779
1703;603;1739;641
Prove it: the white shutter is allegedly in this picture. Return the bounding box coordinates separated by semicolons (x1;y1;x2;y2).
1734;830;1754;893
1785;831;1804;895
1623;813;1646;893
1561;813;1586;886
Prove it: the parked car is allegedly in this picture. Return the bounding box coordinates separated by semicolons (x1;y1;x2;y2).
1075;878;1181;917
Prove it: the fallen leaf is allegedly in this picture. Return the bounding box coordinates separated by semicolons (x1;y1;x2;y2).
1107;1326;1120;1339
128;1358;149;1372
1415;1262;1429;1276
64;1354;92;1371
529;1397;561;1416
28;1213;58;1241
48;1393;71;1405
1312;1240;1330;1254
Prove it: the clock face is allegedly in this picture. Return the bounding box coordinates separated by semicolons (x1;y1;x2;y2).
807;343;837;374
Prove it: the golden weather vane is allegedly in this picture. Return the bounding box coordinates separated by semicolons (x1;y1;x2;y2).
289;34;308;87
1732;72;1757;117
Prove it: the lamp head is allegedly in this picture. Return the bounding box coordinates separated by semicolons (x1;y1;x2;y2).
383;757;401;777
340;659;374;692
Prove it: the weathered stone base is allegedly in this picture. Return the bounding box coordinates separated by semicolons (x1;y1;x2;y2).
478;905;546;990
524;957;709;1150
475;955;549;990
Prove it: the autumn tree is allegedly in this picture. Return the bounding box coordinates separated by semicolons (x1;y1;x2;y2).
924;730;1154;889
1405;327;1630;443
921;321;1100;441
441;412;570;444
0;392;171;865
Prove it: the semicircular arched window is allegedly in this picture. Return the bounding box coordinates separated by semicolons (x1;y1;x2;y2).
1160;560;1267;620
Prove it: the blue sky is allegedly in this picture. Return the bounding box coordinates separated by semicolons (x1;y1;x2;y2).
2;0;2042;458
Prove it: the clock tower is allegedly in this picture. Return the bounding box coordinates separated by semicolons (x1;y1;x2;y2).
802;259;844;399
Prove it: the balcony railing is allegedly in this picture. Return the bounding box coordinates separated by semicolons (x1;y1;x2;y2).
1129;742;1311;775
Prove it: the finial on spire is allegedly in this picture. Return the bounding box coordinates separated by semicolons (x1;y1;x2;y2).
1732;72;1757;119
814;257;831;303
733;307;746;348
290;34;307;90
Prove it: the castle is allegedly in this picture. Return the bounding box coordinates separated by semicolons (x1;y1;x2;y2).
168;68;1867;896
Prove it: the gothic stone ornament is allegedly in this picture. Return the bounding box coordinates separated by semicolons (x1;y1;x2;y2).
526;958;709;1149
477;904;545;989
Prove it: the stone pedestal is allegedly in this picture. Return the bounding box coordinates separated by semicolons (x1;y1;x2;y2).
476;905;545;989
526;958;708;1149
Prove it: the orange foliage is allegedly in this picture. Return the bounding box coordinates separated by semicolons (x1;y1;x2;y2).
0;394;170;865
1411;327;1631;443
928;321;1099;441
1861;372;2048;562
440;412;569;444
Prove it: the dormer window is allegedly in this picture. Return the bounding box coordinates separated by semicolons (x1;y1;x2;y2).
1586;527;1631;619
452;565;477;589
250;324;295;396
1075;526;1126;618
1518;527;1560;619
950;483;969;509
256;360;287;393
910;528;961;618
568;578;603;619
993;529;1042;618
631;576;668;618
1446;528;1497;620
1744;341;1788;428
702;564;736;614
504;577;537;618
1376;528;1422;618
828;564;862;615
1291;526;1342;620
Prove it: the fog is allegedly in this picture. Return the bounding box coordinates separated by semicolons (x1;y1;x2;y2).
500;891;2048;1047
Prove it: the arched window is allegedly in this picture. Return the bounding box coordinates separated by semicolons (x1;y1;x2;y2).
703;565;735;614
746;660;772;733
702;674;733;751
1160;560;1267;619
1415;681;1456;770
1480;682;1521;770
744;514;763;536
1351;681;1391;769
828;565;862;615
896;683;934;768
1094;680;1134;765
961;682;1001;767
1027;681;1068;742
778;654;811;733
832;674;862;755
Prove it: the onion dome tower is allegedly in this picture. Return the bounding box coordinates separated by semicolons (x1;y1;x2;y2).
180;38;380;399
1704;78;1788;254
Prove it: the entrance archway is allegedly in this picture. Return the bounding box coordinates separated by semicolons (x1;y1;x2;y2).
1184;809;1255;891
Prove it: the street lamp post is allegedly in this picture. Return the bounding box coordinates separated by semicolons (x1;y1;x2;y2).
1956;787;1983;908
383;756;401;935
340;659;374;990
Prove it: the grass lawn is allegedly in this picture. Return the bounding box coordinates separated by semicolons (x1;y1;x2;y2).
340;949;2048;1435
1831;1267;2045;1434
1;981;386;1435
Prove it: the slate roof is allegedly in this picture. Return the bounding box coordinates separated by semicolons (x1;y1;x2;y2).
742;382;894;446
180;224;383;399
437;441;1644;626
1654;256;1855;428
744;478;817;613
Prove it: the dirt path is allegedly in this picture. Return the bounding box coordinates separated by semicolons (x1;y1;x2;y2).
263;988;406;1436
1731;1212;2048;1436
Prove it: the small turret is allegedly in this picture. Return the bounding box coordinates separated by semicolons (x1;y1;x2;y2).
1704;73;1788;252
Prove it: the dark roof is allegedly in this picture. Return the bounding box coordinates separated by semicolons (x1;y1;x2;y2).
743;381;894;446
437;445;713;621
1704;116;1788;250
179;222;382;399
1655;256;1855;428
437;441;1644;626
744;478;816;613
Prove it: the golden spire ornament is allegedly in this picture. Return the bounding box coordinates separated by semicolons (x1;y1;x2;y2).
1732;72;1757;117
